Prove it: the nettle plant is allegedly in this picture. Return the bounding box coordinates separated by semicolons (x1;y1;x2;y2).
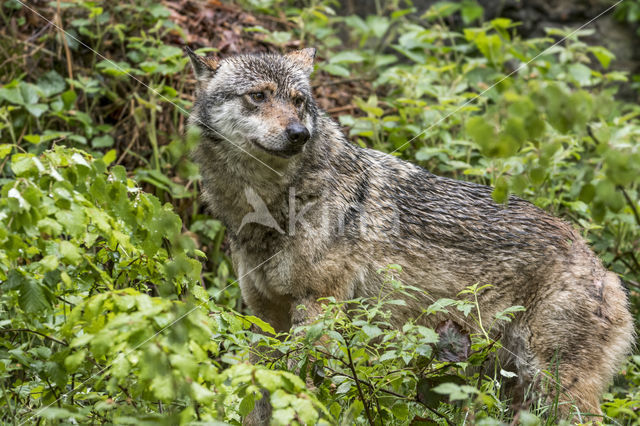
251;266;533;425
0;147;325;423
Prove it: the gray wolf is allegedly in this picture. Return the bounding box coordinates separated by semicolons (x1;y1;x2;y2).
185;47;634;422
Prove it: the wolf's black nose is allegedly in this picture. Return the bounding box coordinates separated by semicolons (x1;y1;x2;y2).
286;123;310;145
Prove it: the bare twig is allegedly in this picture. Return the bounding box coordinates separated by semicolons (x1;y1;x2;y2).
325;366;455;426
312;77;368;88
619;186;640;228
345;338;375;426
56;0;74;89
0;328;67;346
327;104;357;114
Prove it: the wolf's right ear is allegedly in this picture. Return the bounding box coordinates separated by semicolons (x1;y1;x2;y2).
286;48;316;76
185;46;219;85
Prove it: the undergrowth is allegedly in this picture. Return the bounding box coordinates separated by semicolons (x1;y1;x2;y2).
0;0;639;424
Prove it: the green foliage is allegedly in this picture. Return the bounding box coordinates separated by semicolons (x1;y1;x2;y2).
0;148;322;424
1;0;639;424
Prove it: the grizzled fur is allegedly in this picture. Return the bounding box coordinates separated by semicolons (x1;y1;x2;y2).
186;48;634;421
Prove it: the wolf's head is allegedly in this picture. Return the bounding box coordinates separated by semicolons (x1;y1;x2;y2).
186;48;318;159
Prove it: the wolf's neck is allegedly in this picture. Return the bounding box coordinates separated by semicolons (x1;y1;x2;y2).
193;135;306;232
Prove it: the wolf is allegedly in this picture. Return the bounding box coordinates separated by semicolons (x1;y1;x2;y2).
185;47;634;423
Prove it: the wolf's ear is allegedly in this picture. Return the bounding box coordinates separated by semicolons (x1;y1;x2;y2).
286;48;316;76
185;46;219;84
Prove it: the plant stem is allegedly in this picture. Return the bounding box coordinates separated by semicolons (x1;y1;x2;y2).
346;338;375;426
619;186;640;228
0;328;67;346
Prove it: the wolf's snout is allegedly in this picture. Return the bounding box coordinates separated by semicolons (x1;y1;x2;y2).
285;122;310;145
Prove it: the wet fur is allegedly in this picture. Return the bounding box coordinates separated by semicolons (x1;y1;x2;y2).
186;48;634;422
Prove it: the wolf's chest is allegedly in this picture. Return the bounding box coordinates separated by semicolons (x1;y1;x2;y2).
233;247;294;298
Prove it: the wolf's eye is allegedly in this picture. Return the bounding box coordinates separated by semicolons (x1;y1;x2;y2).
249;92;266;102
293;96;305;108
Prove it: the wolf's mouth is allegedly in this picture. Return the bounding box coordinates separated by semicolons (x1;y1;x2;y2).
250;139;302;158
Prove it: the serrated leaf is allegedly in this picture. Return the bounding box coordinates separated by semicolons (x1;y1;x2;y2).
589;46;615;69
37;70;66;97
64;350;86;372
0;144;13;160
239;392;256;416
432;382;478;401
361;324;382;339
16;276;50;313
59;240;82;265
243;315;275;335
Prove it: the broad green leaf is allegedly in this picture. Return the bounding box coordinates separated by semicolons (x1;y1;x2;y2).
16;276;50;313
588;46;615;69
59;240;82;265
64;349;86;372
37;70;66;97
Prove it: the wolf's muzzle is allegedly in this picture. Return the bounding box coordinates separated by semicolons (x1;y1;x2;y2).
285;122;310;146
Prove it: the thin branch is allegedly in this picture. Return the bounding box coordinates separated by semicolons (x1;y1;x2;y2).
0;328;67;346
312;76;368;88
619;186;640;228
345;339;375;426
325;367;454;426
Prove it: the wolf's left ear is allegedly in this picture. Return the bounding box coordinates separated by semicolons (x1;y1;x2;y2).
286;48;316;76
185;46;219;84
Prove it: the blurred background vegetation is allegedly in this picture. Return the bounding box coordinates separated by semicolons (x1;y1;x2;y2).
0;0;639;424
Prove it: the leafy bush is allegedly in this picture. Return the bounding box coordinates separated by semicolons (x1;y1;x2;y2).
0;147;326;423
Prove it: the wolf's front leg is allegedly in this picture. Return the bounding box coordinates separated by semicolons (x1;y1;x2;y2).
242;288;291;426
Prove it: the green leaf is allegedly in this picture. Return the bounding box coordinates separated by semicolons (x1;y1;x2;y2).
150;374;175;401
466;116;496;155
568;63;592;86
39;407;80;420
0;86;23;104
92;134;114;148
0;144;12;160
242;315;275;335
495;305;526;322
16;275;50;313
61;89;77;107
25;103;48;117
255;369;284;391
37;70;66;97
492;176;509;204
20;83;40;104
422;2;460;20
239;393;256;416
461;0;483;24
432;382;478;401
59;240;82;265
329;51;365;65
191;382;215;404
391;402;409;420
335;380;352;394
321;64;350;77
39;255;59;272
191;284;209;303
362;324;382;339
149;3;170;17
64;350;86;372
588;46;615;69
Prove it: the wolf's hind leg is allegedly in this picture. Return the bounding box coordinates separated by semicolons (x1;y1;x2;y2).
517;273;633;420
